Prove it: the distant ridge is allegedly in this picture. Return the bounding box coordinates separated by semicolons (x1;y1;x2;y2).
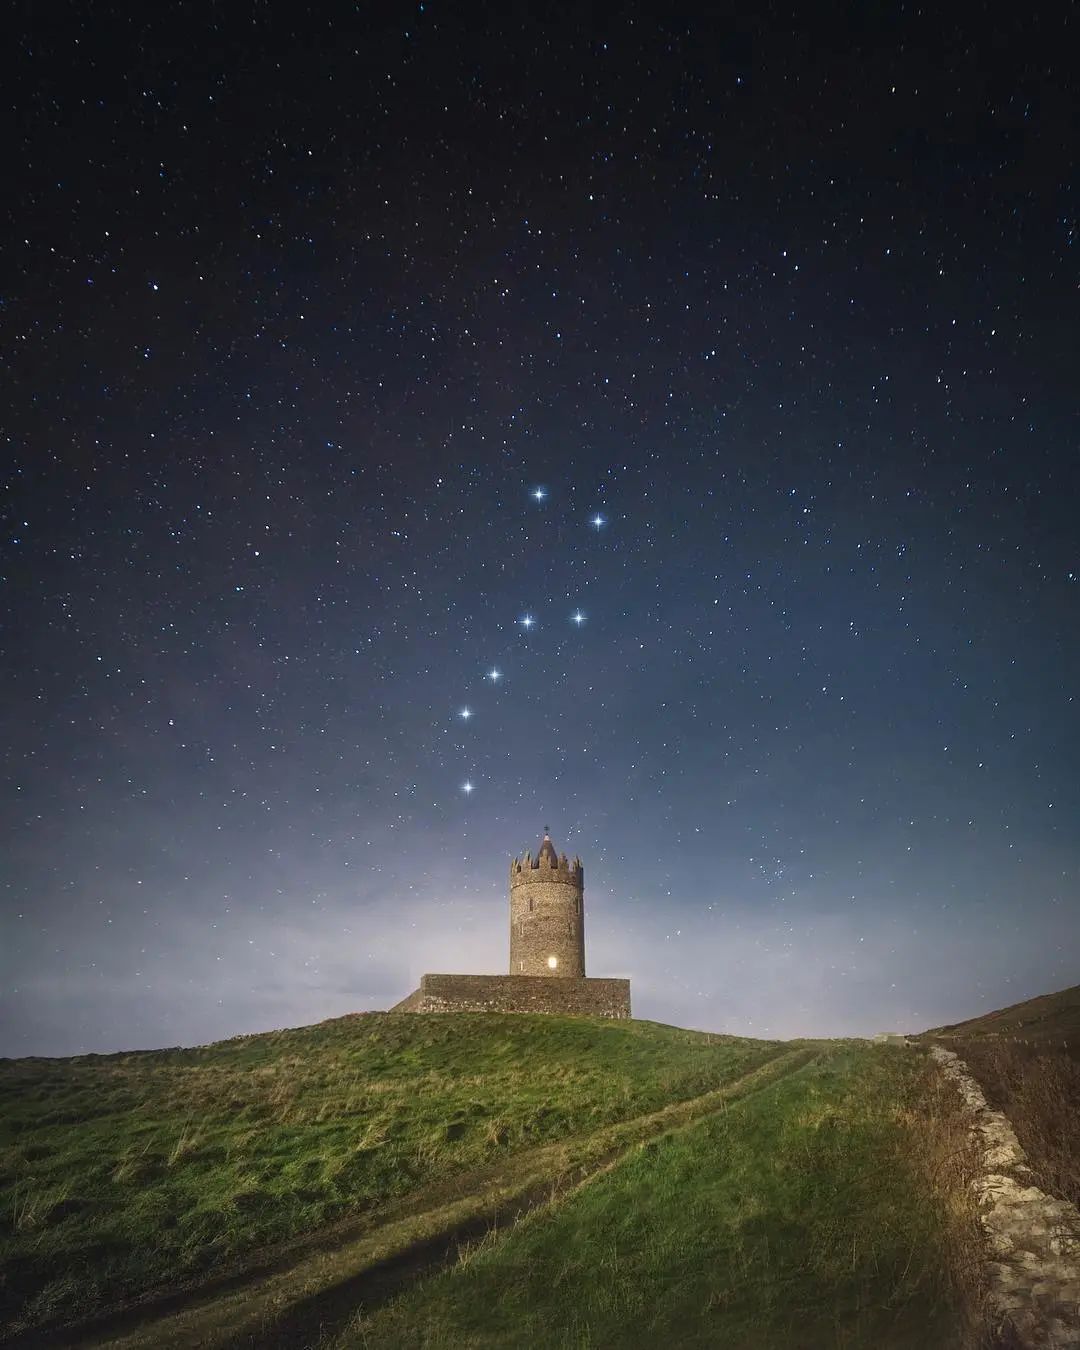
920;983;1080;1042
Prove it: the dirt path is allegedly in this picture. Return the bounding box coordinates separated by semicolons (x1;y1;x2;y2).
16;1046;818;1350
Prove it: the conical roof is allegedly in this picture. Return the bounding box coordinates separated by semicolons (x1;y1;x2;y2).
535;826;559;866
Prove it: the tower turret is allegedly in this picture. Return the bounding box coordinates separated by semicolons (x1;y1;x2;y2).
509;827;585;977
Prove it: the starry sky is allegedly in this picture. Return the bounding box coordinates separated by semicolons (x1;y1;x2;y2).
3;3;1078;1057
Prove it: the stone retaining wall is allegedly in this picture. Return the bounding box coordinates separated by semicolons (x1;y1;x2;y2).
391;973;631;1019
931;1045;1080;1348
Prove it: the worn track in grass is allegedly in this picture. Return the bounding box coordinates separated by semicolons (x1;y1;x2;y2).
13;1045;819;1350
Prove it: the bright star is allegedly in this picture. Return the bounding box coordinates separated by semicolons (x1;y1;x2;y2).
532;486;547;502
461;781;475;794
571;611;586;625
459;707;472;720
487;668;502;682
519;614;535;629
590;513;605;529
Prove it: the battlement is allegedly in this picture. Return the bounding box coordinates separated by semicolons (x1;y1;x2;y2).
510;851;584;886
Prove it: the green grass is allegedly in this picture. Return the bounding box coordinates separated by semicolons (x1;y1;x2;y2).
0;1013;784;1336
344;1045;976;1350
93;1050;816;1350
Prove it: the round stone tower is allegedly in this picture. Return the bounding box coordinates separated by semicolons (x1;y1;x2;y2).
509;828;585;977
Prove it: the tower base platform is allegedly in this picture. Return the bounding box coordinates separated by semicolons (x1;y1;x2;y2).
391;973;631;1019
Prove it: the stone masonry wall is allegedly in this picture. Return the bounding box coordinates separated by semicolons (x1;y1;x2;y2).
388;987;425;1013
931;1045;1080;1348
509;859;585;978
394;973;631;1019
509;879;586;977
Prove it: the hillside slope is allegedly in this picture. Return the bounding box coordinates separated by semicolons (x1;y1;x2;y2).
0;1013;784;1339
337;1045;981;1350
0;1016;998;1349
921;983;1080;1043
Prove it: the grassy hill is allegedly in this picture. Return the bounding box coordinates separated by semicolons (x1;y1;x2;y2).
0;1014;991;1348
341;1045;979;1350
920;982;1080;1044
0;1014;785;1338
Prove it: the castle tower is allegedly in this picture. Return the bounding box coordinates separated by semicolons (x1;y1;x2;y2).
509;827;585;977
392;826;629;1017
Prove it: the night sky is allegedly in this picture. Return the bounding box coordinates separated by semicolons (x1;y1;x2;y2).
3;4;1078;1058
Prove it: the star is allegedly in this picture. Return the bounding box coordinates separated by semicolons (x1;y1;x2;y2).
590;513;605;529
532;486;547;502
519;614;536;629
487;668;502;682
459;707;472;720
571;610;586;625
461;781;475;795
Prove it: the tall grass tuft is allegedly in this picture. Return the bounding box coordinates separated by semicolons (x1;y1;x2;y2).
898;1056;1002;1347
10;1182;72;1233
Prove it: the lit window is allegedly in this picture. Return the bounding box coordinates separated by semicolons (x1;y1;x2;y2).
547;955;558;969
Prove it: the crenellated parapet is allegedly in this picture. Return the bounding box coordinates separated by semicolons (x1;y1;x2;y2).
510;850;584;888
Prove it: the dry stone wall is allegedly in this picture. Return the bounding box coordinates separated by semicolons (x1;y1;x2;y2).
931;1045;1080;1349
